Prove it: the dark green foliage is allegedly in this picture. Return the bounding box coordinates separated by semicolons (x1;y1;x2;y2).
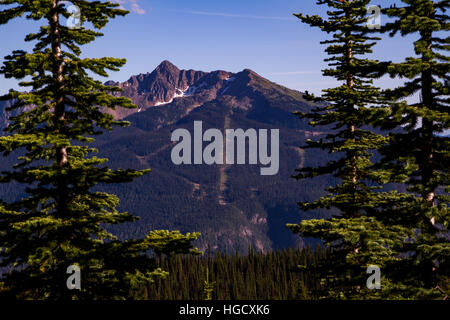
367;0;449;299
287;0;400;299
144;246;325;300
288;0;449;300
0;0;200;299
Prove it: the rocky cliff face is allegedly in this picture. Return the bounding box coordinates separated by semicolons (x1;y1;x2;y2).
104;60;232;119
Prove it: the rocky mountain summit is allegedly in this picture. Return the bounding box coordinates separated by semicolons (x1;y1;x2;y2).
105;60;232;119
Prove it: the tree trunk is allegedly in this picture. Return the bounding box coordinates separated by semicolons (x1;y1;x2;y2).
50;0;67;167
346;1;358;199
420;25;436;289
421;33;435;207
50;0;69;218
420;27;437;239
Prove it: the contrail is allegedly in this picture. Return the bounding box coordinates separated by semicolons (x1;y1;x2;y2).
179;10;296;21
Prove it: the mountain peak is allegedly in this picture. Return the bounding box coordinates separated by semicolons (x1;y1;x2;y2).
100;62;307;120
242;68;255;73
241;68;261;78
156;60;179;72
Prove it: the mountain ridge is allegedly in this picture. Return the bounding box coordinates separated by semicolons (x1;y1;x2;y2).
102;60;312;122
0;61;330;253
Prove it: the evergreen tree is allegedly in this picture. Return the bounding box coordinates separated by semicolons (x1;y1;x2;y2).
286;0;407;299
0;0;200;299
203;266;215;300
369;0;449;299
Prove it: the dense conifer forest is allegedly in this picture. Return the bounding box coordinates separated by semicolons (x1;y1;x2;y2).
144;246;325;300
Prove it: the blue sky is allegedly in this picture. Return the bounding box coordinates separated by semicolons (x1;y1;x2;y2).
0;0;417;96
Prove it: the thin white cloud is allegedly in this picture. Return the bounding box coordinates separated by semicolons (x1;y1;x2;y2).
131;3;146;15
113;0;146;15
180;10;296;21
266;71;317;76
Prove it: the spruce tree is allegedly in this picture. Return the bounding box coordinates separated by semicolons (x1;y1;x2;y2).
286;0;407;299
369;0;449;299
0;0;200;299
203;266;215;300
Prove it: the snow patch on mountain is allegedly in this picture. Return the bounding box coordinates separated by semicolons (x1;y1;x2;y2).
221;77;236;95
154;87;190;106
